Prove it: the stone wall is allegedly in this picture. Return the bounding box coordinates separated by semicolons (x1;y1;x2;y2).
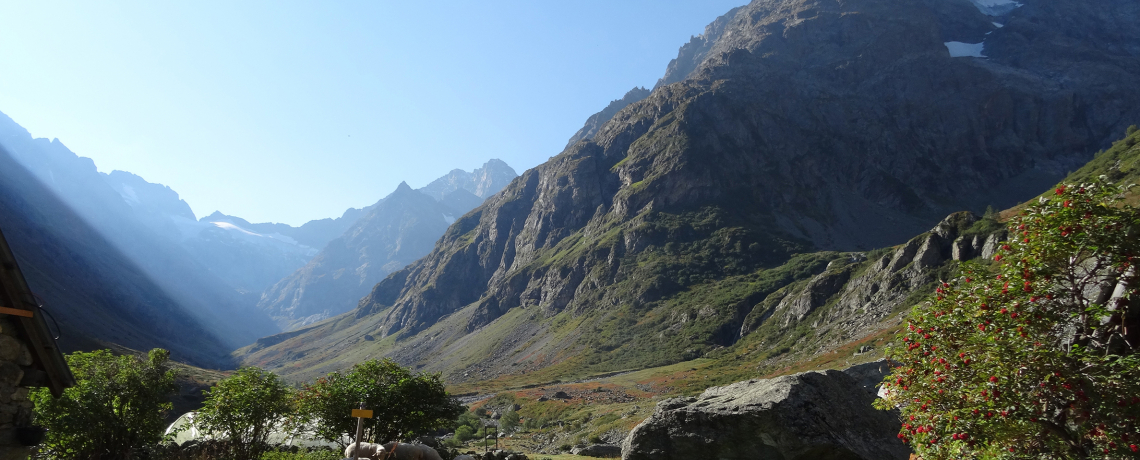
0;315;35;460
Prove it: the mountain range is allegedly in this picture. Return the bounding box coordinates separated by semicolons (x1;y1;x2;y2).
0;108;516;364
257;160;517;330
236;0;1140;383
3;0;1139;392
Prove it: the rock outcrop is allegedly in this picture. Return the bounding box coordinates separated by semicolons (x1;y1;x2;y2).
622;369;909;460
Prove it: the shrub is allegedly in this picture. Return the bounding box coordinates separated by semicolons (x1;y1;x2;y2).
197;367;294;460
500;410;520;433
877;178;1140;459
454;425;476;442
293;358;464;445
30;348;178;460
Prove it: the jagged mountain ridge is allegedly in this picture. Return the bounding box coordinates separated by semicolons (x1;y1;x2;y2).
256;161;518;330
195;209;365;251
100;169;375;296
240;0;1140;381
564;87;653;149
418;159;518;201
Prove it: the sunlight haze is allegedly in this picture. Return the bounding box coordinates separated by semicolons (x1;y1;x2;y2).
0;0;743;225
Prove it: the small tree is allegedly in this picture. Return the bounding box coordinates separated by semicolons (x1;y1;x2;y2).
30;348;178;460
500;410;520;433
877;178;1140;459
293;358;464;446
196;367;293;460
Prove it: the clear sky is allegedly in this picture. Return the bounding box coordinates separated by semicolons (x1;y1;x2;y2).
0;1;744;226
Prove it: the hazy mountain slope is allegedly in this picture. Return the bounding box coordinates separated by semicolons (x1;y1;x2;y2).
100;172;321;295
0;145;234;367
256;160;517;331
0;112;279;348
239;0;1140;381
194;208;366;250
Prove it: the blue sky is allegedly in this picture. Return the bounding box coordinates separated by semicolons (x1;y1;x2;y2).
0;1;743;226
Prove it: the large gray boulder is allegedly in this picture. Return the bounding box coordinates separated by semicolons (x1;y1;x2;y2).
622;370;909;460
572;444;623;457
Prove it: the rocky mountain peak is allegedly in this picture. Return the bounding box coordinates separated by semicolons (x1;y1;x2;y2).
103;169;196;221
418;159;518;201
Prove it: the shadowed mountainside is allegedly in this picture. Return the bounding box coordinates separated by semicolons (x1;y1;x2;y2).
0;144;236;367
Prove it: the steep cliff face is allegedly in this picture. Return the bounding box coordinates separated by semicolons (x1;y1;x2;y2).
239;0;1140;380
256;160;518;331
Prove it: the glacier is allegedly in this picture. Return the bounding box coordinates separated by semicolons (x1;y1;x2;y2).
945;41;986;58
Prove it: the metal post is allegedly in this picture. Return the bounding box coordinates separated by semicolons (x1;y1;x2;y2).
353;401;366;460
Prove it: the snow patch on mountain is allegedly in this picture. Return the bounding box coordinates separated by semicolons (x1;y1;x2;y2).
968;0;1022;16
945;41;986;58
116;184;141;205
212;221;262;237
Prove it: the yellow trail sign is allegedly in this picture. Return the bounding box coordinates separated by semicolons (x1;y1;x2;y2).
352;409;374;419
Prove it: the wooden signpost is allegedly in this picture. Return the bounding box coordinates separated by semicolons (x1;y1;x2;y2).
352;402;373;460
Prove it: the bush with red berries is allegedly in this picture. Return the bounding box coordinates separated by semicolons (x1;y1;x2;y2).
876;178;1140;459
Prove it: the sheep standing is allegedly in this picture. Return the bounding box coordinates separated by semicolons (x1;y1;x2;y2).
344;441;443;460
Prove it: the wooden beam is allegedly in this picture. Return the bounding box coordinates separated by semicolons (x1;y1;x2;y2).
0;306;34;317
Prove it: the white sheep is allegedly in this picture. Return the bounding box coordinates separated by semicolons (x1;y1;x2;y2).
344;441;444;460
453;455;476;460
345;442;384;459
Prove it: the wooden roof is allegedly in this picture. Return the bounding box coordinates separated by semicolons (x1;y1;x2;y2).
0;226;75;397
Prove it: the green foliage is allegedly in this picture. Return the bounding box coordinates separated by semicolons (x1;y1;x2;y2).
454;424;476;442
454;411;481;431
292;358;464;446
500;410;520;433
30;349;178;460
197;367;294;460
878;178;1140;459
963;215;1004;240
